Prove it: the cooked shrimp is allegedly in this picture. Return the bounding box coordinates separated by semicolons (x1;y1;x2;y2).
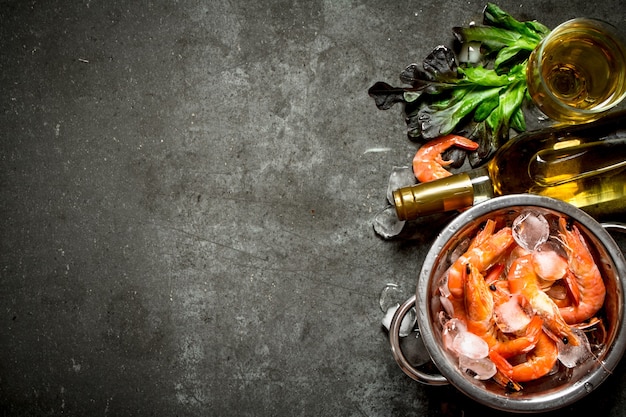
493;316;544;358
464;263;495;341
507;254;579;346
489;330;558;382
447;226;515;299
558;217;606;324
412;134;479;183
492;371;523;392
464;263;541;357
471;219;497;250
484;263;506;286
464;264;517;342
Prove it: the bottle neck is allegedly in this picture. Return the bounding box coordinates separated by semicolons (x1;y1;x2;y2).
393;167;494;221
467;166;494;204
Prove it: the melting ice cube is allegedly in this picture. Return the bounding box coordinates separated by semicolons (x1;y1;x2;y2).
459;355;497;380
386;166;417;205
381;304;416;337
373;206;405;239
452;330;489;359
532;243;568;281
379;283;405;313
494;295;531;333
457;41;482;64
558;327;593;368
512;211;550;252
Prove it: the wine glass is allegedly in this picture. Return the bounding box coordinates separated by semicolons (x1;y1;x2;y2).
526;18;626;124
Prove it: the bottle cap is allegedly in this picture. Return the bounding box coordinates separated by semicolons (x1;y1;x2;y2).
393;173;475;221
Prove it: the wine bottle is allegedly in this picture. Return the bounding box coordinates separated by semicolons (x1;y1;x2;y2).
393;110;626;221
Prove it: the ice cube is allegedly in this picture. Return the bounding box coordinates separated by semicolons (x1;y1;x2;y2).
435;271;451;298
373;206;405;239
441;318;467;353
386;166;417;205
557;327;592;368
494;295;531;333
512;212;550;252
439;295;454;318
381;304;416;337
452;331;489;359
457;41;482;64
449;237;471;265
532;245;568;281
458;355;497;380
379;283;405;313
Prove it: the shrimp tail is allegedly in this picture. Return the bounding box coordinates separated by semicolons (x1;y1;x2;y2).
489;331;558;383
563;270;581;306
492;315;543;358
448;226;514;299
413;134;479;183
492;369;524;392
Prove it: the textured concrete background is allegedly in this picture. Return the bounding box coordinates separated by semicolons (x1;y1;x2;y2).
1;1;625;416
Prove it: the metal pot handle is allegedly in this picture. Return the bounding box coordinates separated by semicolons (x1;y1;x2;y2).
602;222;626;234
389;295;448;385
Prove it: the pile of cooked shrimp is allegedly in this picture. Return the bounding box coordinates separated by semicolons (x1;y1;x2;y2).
435;214;606;390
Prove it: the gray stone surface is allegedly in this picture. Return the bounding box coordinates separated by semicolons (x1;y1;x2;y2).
1;1;625;416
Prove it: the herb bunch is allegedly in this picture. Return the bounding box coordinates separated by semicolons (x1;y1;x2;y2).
368;3;550;166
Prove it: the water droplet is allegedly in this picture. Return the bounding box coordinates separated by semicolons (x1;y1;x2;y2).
584;382;593;393
379;283;405;312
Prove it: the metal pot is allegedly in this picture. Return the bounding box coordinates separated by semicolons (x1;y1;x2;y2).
389;194;626;413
